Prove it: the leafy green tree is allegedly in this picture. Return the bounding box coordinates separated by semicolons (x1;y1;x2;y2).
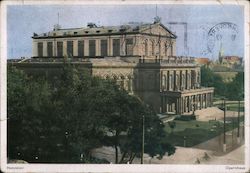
168;121;176;134
225;72;244;100
200;66;226;96
8;64;175;163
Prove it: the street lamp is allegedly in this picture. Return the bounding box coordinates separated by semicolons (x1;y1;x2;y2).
222;98;227;152
183;136;187;147
141;115;145;164
236;99;241;144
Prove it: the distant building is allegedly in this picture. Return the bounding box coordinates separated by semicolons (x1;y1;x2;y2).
218;43;243;68
10;19;214;115
194;58;210;66
220;56;243;66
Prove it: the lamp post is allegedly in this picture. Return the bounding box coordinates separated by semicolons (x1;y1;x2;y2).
237;100;241;144
183;136;187;147
223;98;227;152
141;115;145;164
65;131;69;161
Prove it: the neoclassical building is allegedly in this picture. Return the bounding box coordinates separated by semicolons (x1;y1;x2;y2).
10;19;214;115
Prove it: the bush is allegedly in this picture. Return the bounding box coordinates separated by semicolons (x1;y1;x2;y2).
174;115;196;121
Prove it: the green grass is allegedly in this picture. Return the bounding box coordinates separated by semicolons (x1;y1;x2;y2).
226;104;245;111
164;117;244;147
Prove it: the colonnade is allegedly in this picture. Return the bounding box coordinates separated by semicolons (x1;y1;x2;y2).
160;92;214;114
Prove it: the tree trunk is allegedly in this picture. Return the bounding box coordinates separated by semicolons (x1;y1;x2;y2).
115;131;119;164
129;153;136;164
115;145;118;164
119;151;127;163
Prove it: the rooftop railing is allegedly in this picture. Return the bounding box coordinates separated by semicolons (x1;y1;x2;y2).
139;56;195;64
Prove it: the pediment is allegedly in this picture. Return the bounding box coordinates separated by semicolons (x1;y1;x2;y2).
140;23;177;38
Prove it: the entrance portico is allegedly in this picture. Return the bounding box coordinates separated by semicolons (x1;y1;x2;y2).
160;87;214;115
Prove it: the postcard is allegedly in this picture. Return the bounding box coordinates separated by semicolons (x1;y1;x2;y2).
0;0;249;172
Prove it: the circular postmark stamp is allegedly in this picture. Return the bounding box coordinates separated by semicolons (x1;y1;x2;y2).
201;22;239;56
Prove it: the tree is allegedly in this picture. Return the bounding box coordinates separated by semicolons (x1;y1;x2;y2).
168;121;176;134
200;66;226;97
8;64;176;163
7;66;54;162
225;72;244;100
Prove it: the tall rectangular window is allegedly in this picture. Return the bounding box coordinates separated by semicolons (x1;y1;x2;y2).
38;42;43;57
101;40;107;56
78;41;84;57
89;40;96;57
57;42;63;57
113;39;120;56
67;41;73;57
47;42;53;57
125;38;133;56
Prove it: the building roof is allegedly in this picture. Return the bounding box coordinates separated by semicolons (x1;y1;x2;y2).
32;22;177;39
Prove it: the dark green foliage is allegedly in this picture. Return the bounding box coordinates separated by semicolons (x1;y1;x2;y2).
174;115;196;121
167;121;176;134
201;66;244;100
200;66;226;96
7;64;175;163
225;72;244;100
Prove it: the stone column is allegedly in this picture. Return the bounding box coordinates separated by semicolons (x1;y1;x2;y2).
201;94;204;109
43;41;48;57
63;41;67;57
204;94;207;108
96;39;101;56
84;39;89;56
73;40;78;57
121;35;126;56
182;97;185;114
32;41;38;57
176;98;179;114
183;96;187;112
109;37;113;56
53;40;57;57
198;94;200;110
160;96;163;113
166;96;168;114
189;96;193;112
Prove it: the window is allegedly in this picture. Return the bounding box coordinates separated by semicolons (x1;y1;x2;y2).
67;41;73;57
47;42;53;57
113;39;120;56
89;40;96;57
78;41;84;57
125;38;133;56
38;42;43;57
57;42;63;57
101;40;108;56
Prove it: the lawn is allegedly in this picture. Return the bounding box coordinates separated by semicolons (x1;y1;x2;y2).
226;103;245;111
163;117;244;147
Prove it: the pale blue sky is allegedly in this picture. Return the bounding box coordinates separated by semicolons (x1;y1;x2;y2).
7;4;244;59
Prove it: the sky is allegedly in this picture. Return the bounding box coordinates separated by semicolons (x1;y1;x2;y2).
7;4;244;59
